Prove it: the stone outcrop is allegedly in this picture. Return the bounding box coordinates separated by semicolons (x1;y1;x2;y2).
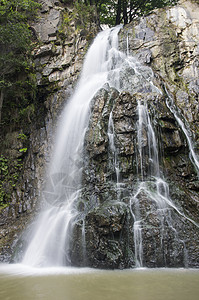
119;0;199;139
70;87;199;268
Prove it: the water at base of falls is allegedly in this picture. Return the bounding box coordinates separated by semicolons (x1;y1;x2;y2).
21;25;198;268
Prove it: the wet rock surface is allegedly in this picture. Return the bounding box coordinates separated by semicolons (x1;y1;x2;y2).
70;3;199;266
69;84;199;268
119;0;199;142
1;0;199;268
71;202;134;269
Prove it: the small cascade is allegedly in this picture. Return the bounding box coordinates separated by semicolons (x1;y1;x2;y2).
133;100;163;266
130;184;144;268
81;219;86;264
131;95;199;266
107;111;121;189
131;99;167;267
106;31;199;268
136;100;160;180
126;31;129;56
165;92;199;177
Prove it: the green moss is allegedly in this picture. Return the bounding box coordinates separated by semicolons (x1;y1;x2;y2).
58;10;73;40
17;133;28;141
164;156;171;162
0;154;24;207
72;2;96;30
0;0;40;131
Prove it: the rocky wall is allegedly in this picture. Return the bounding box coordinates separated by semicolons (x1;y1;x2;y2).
69;0;199;268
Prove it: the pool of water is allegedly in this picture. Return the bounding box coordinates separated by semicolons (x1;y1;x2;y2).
0;264;199;300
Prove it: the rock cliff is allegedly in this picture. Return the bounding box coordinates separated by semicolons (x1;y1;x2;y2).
1;0;199;268
70;0;199;268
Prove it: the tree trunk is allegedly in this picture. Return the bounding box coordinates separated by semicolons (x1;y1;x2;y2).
123;0;128;24
115;0;122;25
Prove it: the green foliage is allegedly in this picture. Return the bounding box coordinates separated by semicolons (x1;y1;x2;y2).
18;133;28;140
0;155;8;176
1;74;37;130
58;10;73;39
0;0;40;74
0;153;25;207
0;0;40;127
76;0;179;25
58;1;97;43
73;1;96;29
98;1;118;25
19;147;27;153
0;143;28;205
129;0;179;17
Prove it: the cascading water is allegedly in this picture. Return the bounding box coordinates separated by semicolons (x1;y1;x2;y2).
165;90;199;177
22;26;122;267
130;99;191;267
136;100;160;180
21;25;199;268
107;111;121;190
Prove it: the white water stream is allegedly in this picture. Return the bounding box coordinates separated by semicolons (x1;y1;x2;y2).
23;26;123;267
131;96;199;267
22;26;199;268
165;91;199;177
108;111;121;189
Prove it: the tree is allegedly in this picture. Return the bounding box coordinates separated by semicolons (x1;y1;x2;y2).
115;0;179;25
76;0;179;25
0;0;40;124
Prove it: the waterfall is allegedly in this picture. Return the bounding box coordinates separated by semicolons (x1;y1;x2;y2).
22;26;122;267
21;25;198;268
22;24;155;267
